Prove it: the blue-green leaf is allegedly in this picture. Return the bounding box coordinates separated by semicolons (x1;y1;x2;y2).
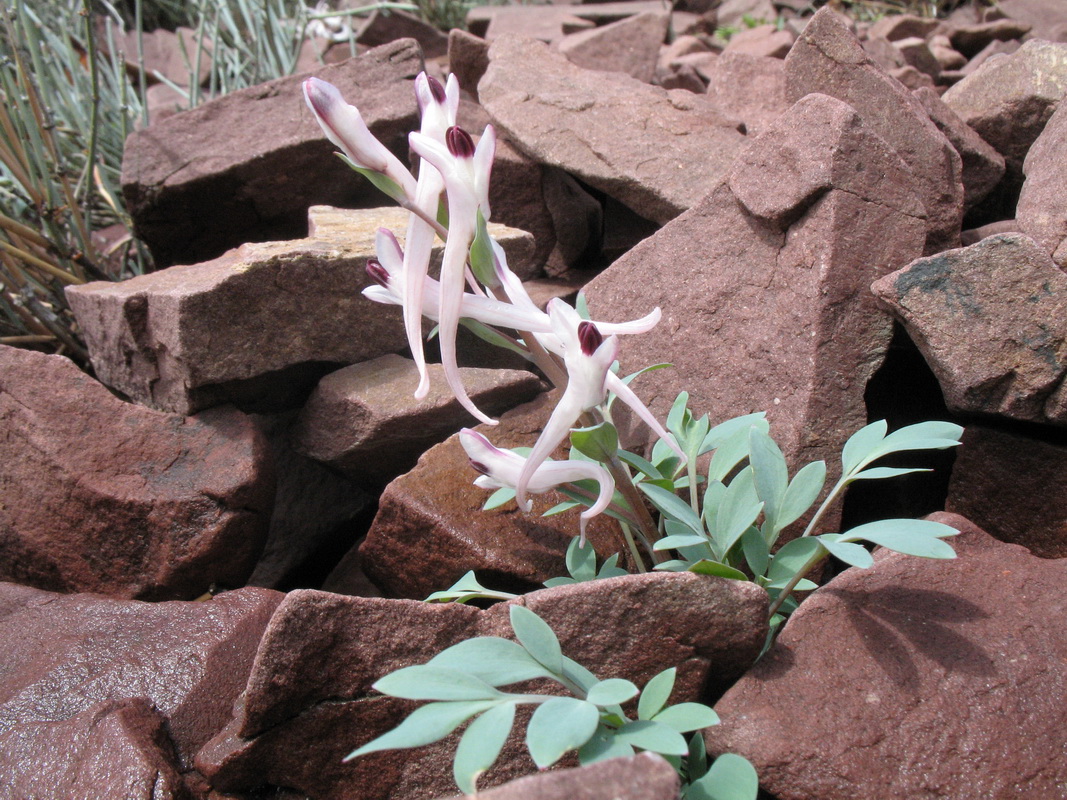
429;637;555;686
526;697;600;768
766;537;825;588
578;725;636;765
841;519;958;558
776;460;826;533
468;209;497;288
618;449;662;480
612;720;688;755
483;487;515;511
566;536;597;582
841;420;888;475
699;412;769;456
586;678;640;706
817;534;874;569
654;533;711;551
373;665;503;701
570;421;619;463
453;702;516;793
741;527;770;578
749;428;788;530
667;392;691;440
687;753;760;800
713;468;763;556
345;700;497;760
849;466;931;481
651;702;719;732
638;667;675;721
641;482;704;535
687;560;749;580
510;605;563;674
561;656;600;694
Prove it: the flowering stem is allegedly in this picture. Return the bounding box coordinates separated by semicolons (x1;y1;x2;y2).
397;196;449;241
519;329;568;389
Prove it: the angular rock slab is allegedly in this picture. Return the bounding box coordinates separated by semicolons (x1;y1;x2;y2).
67;205;535;415
583;94;925;490
703;53;790;139
291;353;544;484
871;233;1067;426
947;425;1067;558
122;40;423;268
706;513;1067;800
0;698;187;800
0;583;282;777
556;11;670;84
435;752;680;800
942;39;1067;174
1017;99;1067;268
357;392;632;599
0;346;273;600
479;35;745;225
785;7;964;252
197;574;767;800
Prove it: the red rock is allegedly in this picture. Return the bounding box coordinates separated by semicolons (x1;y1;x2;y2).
703;52;789;137
911;86;1005;210
946;425;1067;558
472;6;593;42
103;23;212;88
354;8;448;58
435;752;680;800
927;34;968;71
958;37;1020;77
557;11;670;84
582;93;925;507
895;36;941;79
721;24;795;59
0;698;188;800
715;0;776;29
871;234;1067;426
479;35;744;226
0;583;282;777
995;0;1067;41
448;29;490;101
197;574;766;800
942;39;1067;176
1017;100;1067;268
706;513;1067;800
947;18;1032;58
291;354;545;484
868;14;940;42
785;8;964;253
0;345;273;600
121;40;423;267
357;392;632;599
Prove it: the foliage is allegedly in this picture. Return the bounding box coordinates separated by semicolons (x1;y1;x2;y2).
348;604;756;797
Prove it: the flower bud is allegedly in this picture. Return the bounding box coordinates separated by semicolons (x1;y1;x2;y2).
366;259;390;288
427;75;446;104
445;126;476;159
577;321;604;357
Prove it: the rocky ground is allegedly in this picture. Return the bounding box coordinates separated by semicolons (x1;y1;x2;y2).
1;1;1066;798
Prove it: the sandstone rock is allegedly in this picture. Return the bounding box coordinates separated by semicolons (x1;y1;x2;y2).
888;64;936;91
354;8;448;58
246;412;373;590
121;40;422;268
785;7;964;252
0;698;188;800
947;18;1032;58
716;0;776;30
557;11;670;84
911;86;1005;210
479;35;745;225
947;425;1067;558
67;206;536;416
706;513;1067;800
669;50;721;83
655;61;708;93
584;94;925;499
868;14;940;42
995;0;1067;41
928;34;968;71
197;574;767;800
958;38;1020;77
541;167;604;273
721;24;795;59
291;354;545;484
0;583;282;777
895;36;941;79
942;39;1067;175
448;29;490;101
105;24;212;88
871;233;1067;426
472;6;593;42
1017;100;1067;267
435;752;680;800
704;52;789;137
960;218;1023;245
0;346;273;600
357;391;631;599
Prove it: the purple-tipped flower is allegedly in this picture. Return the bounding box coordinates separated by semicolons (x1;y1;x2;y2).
302;77;416;202
460;428;614;544
446;126;476;158
577;321;604;357
366;258;390;288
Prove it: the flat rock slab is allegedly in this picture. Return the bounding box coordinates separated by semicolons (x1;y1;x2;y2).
0;698;187;800
871;233;1067;426
942;38;1067;174
785;7;964;252
0;583;282;779
703;53;790;138
583;93;925;494
947;425;1067;558
0;345;273;600
292;353;545;484
197;574;767;800
478;35;745;225
434;752;680;800
1018;99;1067;268
356;391;632;599
706;513;1067;799
556;11;670;84
67;206;535;416
122;40;423;268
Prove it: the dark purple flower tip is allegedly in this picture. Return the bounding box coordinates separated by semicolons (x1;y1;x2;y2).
427;75;446;104
469;459;490;475
446;126;476;159
577;321;603;357
366;259;390;287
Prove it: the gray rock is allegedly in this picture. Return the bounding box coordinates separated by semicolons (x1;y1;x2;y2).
871;233;1067;426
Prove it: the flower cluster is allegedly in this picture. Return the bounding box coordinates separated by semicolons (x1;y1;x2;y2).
304;72;682;542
